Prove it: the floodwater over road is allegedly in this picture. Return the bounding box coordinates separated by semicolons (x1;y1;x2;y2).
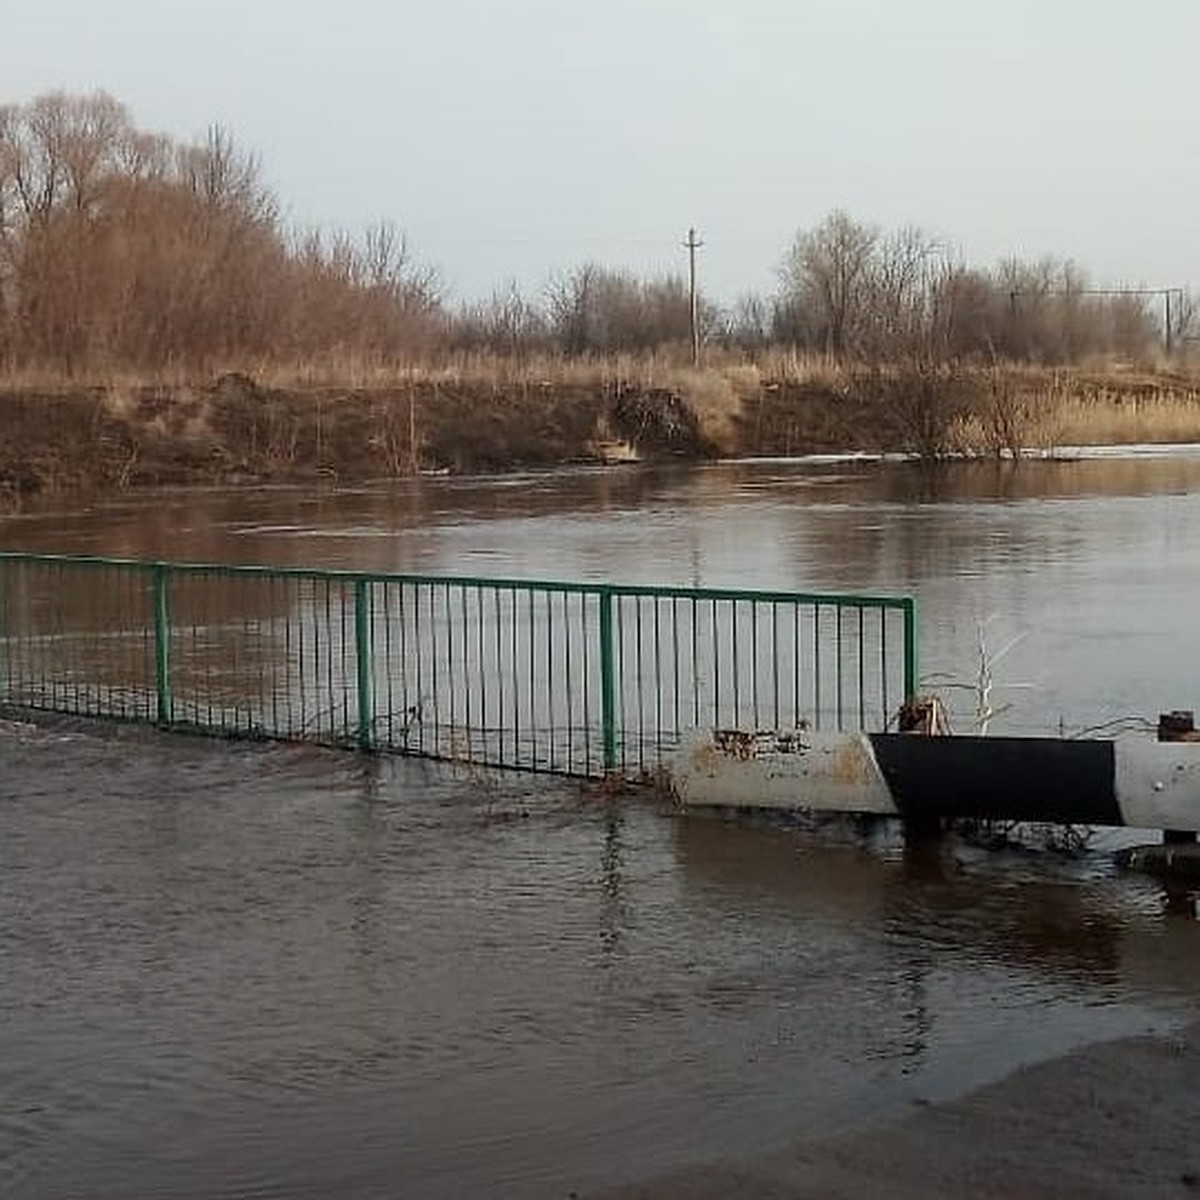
4;449;1200;1197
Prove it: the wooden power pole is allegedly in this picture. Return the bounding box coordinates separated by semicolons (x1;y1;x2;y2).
683;226;703;366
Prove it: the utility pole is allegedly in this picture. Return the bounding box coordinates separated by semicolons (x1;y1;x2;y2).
683;226;703;367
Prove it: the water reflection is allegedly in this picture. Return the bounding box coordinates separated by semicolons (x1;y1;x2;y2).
597;800;628;963
675;814;1200;998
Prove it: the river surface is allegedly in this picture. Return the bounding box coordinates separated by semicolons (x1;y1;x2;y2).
3;450;1200;1197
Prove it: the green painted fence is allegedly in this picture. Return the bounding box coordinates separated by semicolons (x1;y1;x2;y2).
0;553;918;777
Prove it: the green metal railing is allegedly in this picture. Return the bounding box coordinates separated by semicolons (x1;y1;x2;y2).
0;553;918;777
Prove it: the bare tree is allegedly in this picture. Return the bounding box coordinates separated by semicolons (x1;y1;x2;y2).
545;263;698;354
0;90;447;373
779;210;879;359
720;292;773;350
454;281;550;357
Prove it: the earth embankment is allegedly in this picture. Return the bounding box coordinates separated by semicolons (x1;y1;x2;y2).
0;374;713;502
3;365;1200;505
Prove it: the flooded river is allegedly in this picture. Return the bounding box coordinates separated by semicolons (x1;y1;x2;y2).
3;450;1200;1197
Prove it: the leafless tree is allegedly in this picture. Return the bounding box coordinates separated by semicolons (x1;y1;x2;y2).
779;210;879;359
453;282;551;357
0;90;447;374
544;263;705;354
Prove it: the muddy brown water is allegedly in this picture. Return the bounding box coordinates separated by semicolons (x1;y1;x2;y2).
3;450;1200;1198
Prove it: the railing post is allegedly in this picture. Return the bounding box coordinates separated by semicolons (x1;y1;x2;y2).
598;586;617;772
902;597;919;702
354;578;375;751
152;563;173;725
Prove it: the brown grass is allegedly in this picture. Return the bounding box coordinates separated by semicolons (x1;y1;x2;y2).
2;355;1199;509
1046;391;1200;446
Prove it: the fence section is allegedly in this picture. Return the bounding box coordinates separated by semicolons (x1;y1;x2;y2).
0;554;918;777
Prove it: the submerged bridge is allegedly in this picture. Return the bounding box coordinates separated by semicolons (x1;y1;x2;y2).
0;553;916;778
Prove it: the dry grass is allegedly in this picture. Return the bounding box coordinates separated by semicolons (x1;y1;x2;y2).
0;350;683;393
1049;391;1200;446
658;366;761;452
4;355;1200;465
949;373;1200;455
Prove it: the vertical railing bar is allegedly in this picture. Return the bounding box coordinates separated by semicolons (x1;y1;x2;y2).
903;597;919;704
379;582;392;747
836;603;845;731
321;578;334;741
492;585;501;763
771;601;780;729
418;583;429;750
750;599;759;730
206;574;218;729
242;582;252;732
582;592;593;774
354;577;374;751
321;577;332;740
443;583;456;751
281;577;294;735
598;587;615;773
633;597;644;771
325;580;337;739
546;590;556;770
341;580;352;741
307;577;318;737
475;586;487;762
248;580;260;733
729;599;740;728
858;605;866;730
793;603;801;727
83;561;93;710
562;593;574;773
653;596;663;766
277;579;287;734
618;593;629;771
527;586;536;769
248;580;260;729
671;596;681;745
510;586;521;767
813;603;822;731
432;582;445;755
295;580;307;736
70;563;80;715
690;596;699;730
396;582;409;747
72;563;83;714
266;578;279;736
461;584;473;761
705;595;715;724
880;608;889;728
304;578;314;734
225;576;236;731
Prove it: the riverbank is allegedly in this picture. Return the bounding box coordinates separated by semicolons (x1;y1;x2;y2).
590;1020;1200;1199
2;362;1199;505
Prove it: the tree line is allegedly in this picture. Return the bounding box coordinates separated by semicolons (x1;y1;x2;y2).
0;91;1192;376
0;92;441;373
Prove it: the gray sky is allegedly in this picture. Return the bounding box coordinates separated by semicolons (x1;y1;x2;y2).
7;0;1198;304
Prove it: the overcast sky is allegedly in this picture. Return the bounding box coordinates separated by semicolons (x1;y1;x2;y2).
6;1;1197;304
